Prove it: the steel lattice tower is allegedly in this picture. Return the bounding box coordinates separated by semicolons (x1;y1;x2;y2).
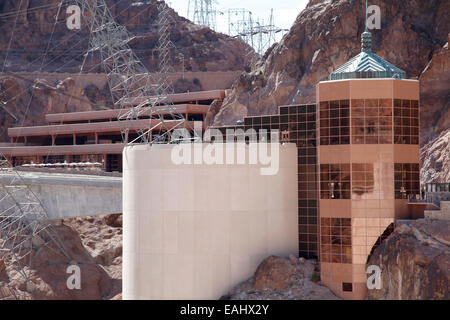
1;0;196;299
0;153;70;292
73;0;193;144
227;8;288;56
187;0;218;30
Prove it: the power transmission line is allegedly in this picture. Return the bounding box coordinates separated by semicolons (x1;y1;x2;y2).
227;8;288;56
187;0;222;30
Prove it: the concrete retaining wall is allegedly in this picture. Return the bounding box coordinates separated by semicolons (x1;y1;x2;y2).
425;201;450;221
0;172;122;220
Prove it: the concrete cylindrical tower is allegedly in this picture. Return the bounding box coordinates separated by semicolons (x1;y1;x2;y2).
123;143;299;299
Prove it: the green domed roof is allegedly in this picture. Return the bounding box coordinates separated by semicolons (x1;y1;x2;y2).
329;1;406;81
329;48;407;81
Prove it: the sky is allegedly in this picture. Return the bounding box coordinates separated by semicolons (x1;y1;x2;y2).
167;0;309;40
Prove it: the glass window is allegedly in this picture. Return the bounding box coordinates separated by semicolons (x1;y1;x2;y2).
351;99;394;145
394;100;419;145
395;163;420;199
320;218;352;264
319;100;350;146
352;163;376;197
342;282;353;292
379;99;392;109
320;163;351;199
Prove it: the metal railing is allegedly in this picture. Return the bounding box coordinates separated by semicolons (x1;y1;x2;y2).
408;183;450;208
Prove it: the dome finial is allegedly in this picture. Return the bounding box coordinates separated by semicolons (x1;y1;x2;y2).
362;0;372;52
365;0;368;31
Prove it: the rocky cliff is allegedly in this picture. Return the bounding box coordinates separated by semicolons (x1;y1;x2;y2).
0;0;252;73
367;219;449;300
419;38;450;145
212;0;449;146
0;75;107;142
224;255;339;300
0;213;123;300
421;128;450;184
0;0;253;142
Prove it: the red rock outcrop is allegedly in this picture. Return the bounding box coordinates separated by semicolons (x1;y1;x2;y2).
0;0;252;73
367;219;449;300
421;129;450;183
225;256;339;300
253;256;295;291
212;0;450;145
419;37;450;145
64;214;123;281
0;76;104;142
0;0;252;142
0;213;123;300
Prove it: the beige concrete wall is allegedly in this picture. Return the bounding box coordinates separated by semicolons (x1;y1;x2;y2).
0;172;122;220
425;201;450;220
122;143;298;300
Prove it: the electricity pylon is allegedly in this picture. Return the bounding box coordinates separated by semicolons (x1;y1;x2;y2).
0;152;70;295
228;8;288;56
73;0;193;144
187;0;220;30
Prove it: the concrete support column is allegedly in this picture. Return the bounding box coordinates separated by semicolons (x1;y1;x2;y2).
103;153;108;171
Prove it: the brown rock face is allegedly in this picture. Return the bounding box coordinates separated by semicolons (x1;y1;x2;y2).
367;219;450;300
419;38;450;145
226;256;339;300
0;76;102;142
421;129;450;183
0;1;252;142
0;224;113;300
0;214;123;300
204;99;224;128
104;213;123;229
0;0;252;73
0;260;6;280
253;256;295;290
212;0;450;144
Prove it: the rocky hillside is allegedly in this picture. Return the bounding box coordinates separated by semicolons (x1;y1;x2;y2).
0;75;108;142
419;39;450;146
224;255;339;300
1;217;339;300
0;0;252;142
212;0;449;147
0;214;122;300
421;129;450;183
367;219;449;300
0;0;252;73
